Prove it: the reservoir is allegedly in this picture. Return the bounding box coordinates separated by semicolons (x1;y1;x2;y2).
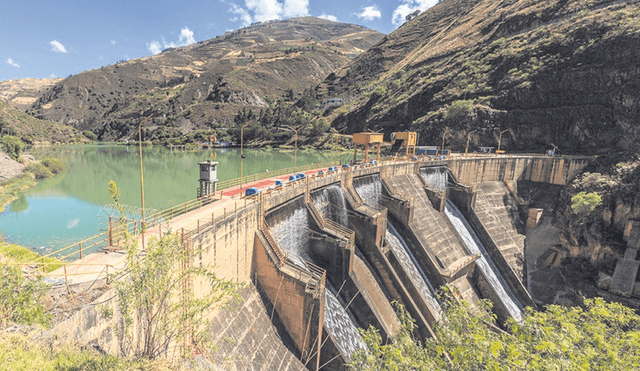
0;145;349;254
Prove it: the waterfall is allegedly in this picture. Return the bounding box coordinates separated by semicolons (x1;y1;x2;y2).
324;282;367;361
354;174;382;207
270;206;311;268
386;223;442;317
270;205;366;359
420;166;447;190
444;200;523;321
312;185;348;226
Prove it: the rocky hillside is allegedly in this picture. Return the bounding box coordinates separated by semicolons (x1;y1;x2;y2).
0;100;86;144
320;0;640;155
26;17;383;141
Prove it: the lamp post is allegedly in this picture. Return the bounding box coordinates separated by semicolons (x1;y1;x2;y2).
441;128;450;156
331;127;346;166
497;129;508;153
138;112;154;250
240;123;249;192
282;125;303;172
465;129;477;155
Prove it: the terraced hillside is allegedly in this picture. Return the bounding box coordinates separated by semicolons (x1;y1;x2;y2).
26;17;383;141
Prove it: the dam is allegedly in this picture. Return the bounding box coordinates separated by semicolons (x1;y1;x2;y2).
49;154;591;370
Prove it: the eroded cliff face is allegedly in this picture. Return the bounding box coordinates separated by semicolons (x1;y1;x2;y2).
322;0;640;155
556;155;640;259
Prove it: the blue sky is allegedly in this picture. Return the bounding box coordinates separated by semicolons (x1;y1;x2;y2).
0;0;437;82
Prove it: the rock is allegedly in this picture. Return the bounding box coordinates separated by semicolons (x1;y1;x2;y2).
0;151;25;181
597;272;612;290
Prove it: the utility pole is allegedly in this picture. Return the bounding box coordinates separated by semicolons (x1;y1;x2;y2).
441;128;450;156
465;129;477;155
138;112;154;250
240;123;249;191
497;129;508;153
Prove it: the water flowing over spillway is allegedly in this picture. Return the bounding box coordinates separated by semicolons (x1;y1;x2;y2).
269;203;366;358
312;185;348;226
353;174;382;207
444;200;524;321
324;283;367;361
270;206;312;268
386;223;442;316
354;175;442;316
420;166;448;190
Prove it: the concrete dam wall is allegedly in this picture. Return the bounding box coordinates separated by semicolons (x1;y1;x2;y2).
55;155;590;370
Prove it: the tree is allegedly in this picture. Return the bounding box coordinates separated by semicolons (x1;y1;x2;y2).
107;181;238;359
349;289;640;370
0;263;51;329
0;135;24;161
571;191;602;216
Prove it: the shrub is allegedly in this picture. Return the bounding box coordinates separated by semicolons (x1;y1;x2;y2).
23;162;53;180
1;135;24;161
571;191;602;216
82;130;98;141
0;263;51;329
445;100;474;119
41;157;66;175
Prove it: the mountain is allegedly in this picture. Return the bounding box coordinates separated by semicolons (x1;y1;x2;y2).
0;100;86;144
26;17;383;141
0;78;62;111
319;0;640;155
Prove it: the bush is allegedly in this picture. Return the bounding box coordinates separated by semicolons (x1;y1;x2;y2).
445;99;474;119
82;130;98;141
571;191;602;216
0;263;51;329
41;157;66;175
1;135;24;161
23;162;53;180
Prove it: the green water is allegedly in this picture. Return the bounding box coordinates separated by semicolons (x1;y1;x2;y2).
0;145;350;253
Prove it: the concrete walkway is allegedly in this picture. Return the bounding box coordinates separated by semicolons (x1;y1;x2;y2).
46;166;330;287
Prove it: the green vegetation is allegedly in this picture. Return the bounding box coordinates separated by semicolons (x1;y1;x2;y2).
0;135;24;161
0;100;85;144
0;174;35;212
112;231;238;358
445;99;474;119
571;191;602;216
350;290;640;370
41;157;66;175
0;333;175;371
0;263;51;329
0;243;64;273
23;162;53;180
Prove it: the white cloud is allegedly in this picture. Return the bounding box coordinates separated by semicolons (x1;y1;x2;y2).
50;40;67;53
392;0;437;26
49;74;58;78
6;58;19;67
246;0;282;22
318;14;338;22
283;0;309;18
228;0;308;25
356;5;382;21
229;3;253;27
111;40;116;45
147;27;197;55
148;40;162;55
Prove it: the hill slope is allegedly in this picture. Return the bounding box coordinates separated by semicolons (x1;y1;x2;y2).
27;17;383;141
321;0;640;155
0;78;62;111
0;100;86;144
